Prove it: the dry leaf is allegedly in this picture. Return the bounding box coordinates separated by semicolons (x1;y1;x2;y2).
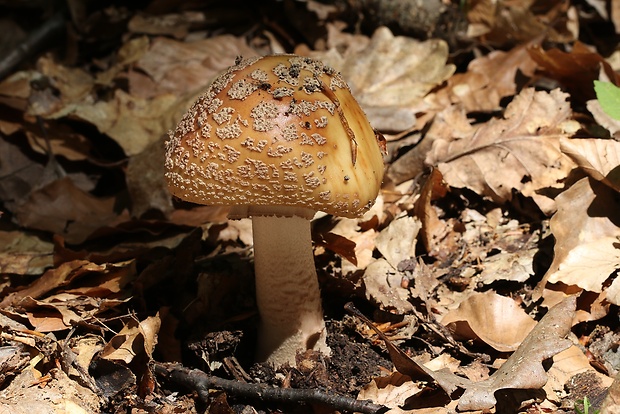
601;371;620;414
329;218;377;271
441;291;538;352
587;98;620;139
425;88;576;213
445;44;537;112
13;177;127;244
314;231;357;266
374;214;421;269
542;177;620;305
0;365;101;413
545;345;614;402
560;137;620;192
529;42;620;103
71;89;181;156
125;137;173;217
26;56;95;118
0;231;53;275
101;314;161;363
0;134;54;209
132;35;258;99
363;259;414;313
476;248;536;285
362;296;576;410
0;259;134;308
413;168;459;261
304;26;455;132
357;372;427;414
456;295;576;411
466;1;573;46
128;11;206;39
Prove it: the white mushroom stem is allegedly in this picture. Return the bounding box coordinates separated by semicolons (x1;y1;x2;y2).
251;212;330;366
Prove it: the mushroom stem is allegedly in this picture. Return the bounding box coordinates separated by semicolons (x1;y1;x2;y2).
251;213;330;366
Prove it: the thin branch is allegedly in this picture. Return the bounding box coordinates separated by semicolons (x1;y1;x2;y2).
0;10;66;81
153;362;388;414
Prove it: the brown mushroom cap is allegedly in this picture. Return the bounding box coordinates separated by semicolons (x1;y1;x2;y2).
165;54;385;218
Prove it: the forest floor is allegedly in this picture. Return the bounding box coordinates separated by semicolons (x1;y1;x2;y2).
0;1;619;413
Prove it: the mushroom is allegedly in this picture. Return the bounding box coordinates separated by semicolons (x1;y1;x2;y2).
164;54;385;366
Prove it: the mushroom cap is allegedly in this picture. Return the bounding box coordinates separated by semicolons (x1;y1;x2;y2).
165;54;385;218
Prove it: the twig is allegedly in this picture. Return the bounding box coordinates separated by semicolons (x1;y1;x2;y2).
153;362;388;414
0;10;66;81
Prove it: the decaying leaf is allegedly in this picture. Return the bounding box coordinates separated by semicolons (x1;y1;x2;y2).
441;291;538;352
425;88;576;213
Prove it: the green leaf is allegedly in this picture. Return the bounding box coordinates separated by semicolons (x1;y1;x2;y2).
594;80;620;120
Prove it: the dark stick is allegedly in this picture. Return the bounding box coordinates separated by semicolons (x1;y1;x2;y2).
0;10;66;81
153;362;388;414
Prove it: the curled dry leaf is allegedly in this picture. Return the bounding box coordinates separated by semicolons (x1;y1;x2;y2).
413;168;459;261
304;26;455;132
560;137;620;192
441;291;537;352
425;88;576;214
101;314;161;364
542;177;620;305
